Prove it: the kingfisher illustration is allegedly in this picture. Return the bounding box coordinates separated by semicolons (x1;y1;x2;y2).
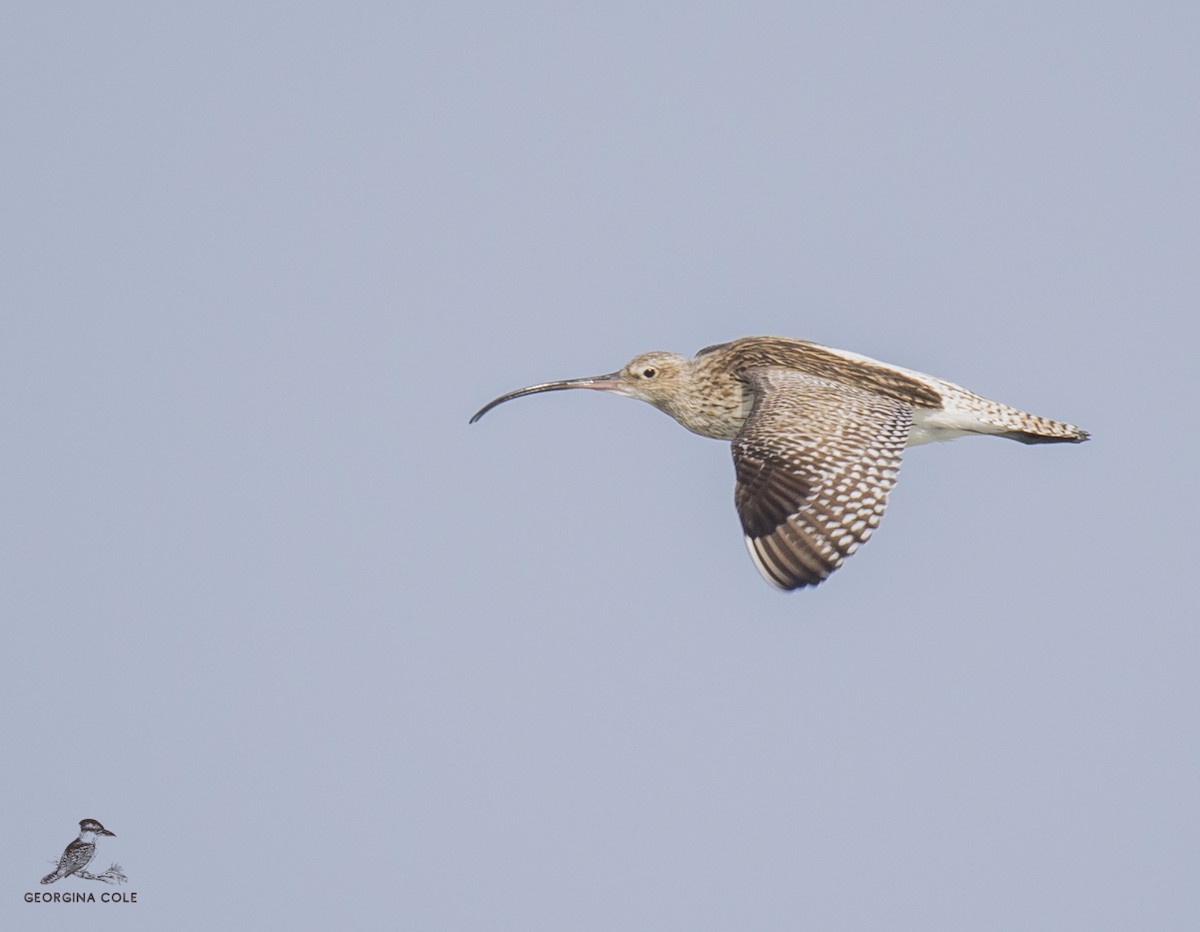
40;819;116;884
471;336;1089;589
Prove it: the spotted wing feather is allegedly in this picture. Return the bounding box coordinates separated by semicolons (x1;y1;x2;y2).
733;368;912;589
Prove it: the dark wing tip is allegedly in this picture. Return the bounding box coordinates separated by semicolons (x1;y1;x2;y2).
744;529;842;591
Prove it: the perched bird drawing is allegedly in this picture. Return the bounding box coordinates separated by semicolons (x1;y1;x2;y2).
471;336;1088;589
40;819;116;884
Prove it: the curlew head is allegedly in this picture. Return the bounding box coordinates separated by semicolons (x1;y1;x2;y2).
469;351;691;423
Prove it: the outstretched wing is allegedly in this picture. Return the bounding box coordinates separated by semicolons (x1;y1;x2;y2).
733;368;912;589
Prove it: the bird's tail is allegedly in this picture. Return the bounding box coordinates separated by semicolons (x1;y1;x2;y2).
998;417;1089;444
40;870;61;884
934;381;1090;444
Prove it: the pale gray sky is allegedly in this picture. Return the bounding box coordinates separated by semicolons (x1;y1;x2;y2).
2;2;1197;929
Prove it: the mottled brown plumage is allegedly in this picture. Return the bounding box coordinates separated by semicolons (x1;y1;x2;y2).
471;336;1088;589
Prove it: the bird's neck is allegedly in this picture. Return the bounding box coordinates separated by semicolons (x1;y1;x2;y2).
659;368;750;440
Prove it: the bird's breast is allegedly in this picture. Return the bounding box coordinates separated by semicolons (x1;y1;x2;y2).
666;384;752;440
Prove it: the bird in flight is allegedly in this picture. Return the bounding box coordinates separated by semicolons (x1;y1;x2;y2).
471;336;1088;589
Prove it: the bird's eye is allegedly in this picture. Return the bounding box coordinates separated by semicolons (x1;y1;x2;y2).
642;367;657;379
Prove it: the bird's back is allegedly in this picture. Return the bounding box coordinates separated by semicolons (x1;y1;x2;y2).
702;336;1087;445
699;337;944;408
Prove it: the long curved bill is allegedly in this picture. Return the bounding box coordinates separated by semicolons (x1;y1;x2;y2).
470;373;625;423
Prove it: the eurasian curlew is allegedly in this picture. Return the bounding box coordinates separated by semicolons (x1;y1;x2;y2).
471;336;1088;590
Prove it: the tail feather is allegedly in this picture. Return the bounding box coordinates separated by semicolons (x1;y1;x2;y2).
1001;426;1090;444
930;379;1089;445
971;400;1090;445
